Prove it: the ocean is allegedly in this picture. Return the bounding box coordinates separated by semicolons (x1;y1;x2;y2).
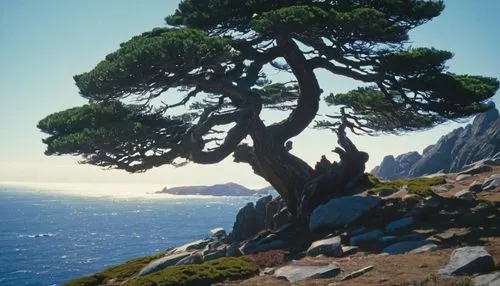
0;185;257;286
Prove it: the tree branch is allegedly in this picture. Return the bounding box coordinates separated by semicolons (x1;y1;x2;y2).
266;36;321;143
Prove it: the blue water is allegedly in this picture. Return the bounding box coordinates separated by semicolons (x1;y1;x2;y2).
0;187;254;285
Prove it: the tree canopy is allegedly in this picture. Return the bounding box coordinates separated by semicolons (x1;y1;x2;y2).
38;0;499;214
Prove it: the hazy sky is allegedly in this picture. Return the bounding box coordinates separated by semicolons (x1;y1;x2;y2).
1;0;499;189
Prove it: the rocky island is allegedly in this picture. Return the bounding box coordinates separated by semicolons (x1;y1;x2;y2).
155;183;275;197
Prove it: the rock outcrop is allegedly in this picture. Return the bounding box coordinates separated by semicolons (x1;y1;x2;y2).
228;195;288;242
372;106;500;179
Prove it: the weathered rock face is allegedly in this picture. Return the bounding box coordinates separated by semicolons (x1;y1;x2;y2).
228;195;288;242
372;107;500;179
371;153;422;180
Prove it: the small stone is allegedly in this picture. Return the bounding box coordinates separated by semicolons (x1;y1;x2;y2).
341;265;374;281
306;236;343;257
261;267;275;276
409;243;438;253
456;174;472;182
341;246;359;256
274;263;341;282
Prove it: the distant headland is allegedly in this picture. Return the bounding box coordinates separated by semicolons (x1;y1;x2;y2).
155;182;275;197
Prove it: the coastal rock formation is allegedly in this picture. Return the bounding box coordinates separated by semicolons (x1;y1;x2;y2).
228;196;287;242
372;107;500;179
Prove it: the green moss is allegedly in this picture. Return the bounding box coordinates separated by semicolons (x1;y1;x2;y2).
365;174;445;197
126;257;259;286
64;253;164;286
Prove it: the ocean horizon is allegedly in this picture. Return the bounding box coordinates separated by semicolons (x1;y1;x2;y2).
0;184;257;285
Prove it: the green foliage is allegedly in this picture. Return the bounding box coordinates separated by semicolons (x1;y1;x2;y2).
251;5;330;35
366;174;446;197
324;86;443;133
37;101;189;171
64;254;163;286
74;28;232;100
377;48;453;76
126;257;259;286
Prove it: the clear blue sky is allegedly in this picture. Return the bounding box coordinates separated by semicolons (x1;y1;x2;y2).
0;1;499;189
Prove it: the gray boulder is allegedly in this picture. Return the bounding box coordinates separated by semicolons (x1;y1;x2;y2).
210;227;226;238
350;230;383;247
172;239;211;254
225;243;242;257
382;240;433;255
378;236;399;246
239;233;287;255
306;236;343;257
309;196;381;232
473;272;500;286
273;263;340;282
139;252;192;276
482;174;500;191
175;252;203;265
203;247;226;261
439;246;495;275
385;217;415;233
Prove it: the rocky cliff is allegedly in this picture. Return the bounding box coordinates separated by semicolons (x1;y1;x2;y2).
372;107;500;179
